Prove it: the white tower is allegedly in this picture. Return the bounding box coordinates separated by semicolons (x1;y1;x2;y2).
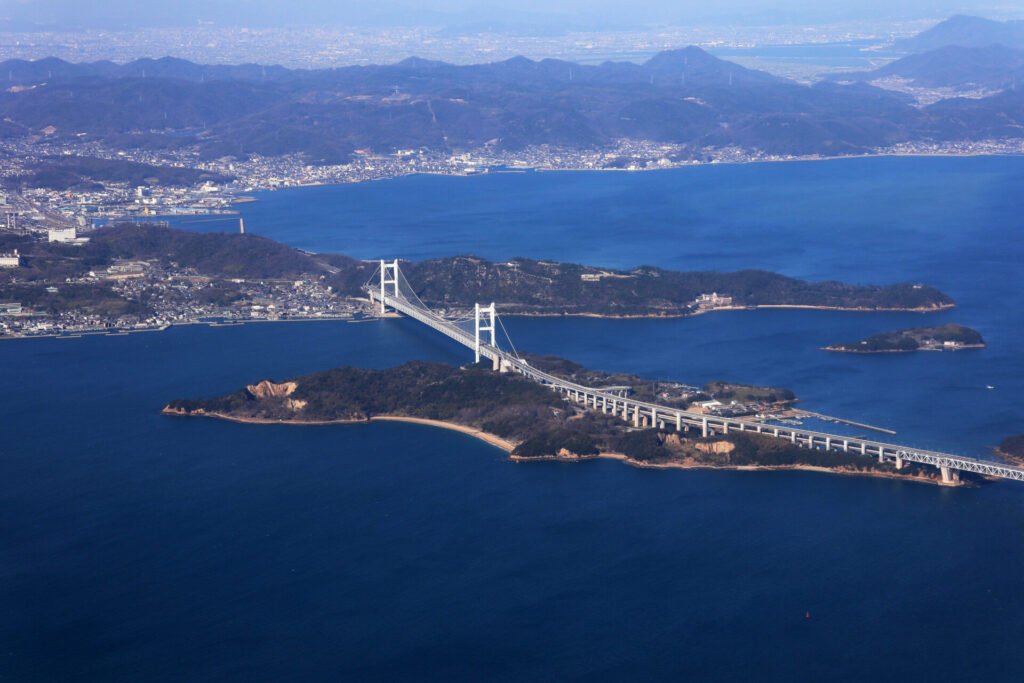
475;302;497;369
379;259;399;315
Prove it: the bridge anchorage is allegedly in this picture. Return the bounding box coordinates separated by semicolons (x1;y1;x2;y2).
363;260;1024;484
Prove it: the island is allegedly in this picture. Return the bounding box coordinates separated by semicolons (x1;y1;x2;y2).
824;324;985;353
1;223;955;338
163;358;954;485
996;435;1024;467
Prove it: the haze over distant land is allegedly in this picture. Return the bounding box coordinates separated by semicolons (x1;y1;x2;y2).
0;0;1021;30
3;45;1023;165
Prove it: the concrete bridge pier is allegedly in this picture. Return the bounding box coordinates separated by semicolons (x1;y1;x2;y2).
701;417;709;438
878;449;885;464
842;440;849;453
676;414;682;432
895;454;904;470
633;407;641;428
940;465;954;483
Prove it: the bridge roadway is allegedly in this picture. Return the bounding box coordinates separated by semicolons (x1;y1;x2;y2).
371;288;1024;483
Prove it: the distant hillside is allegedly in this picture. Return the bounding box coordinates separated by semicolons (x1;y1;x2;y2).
7;156;232;191
832;45;1024;90
372;255;954;315
0;56;293;85
0;223;331;282
896;15;1024;52
921;89;1024;140
1;224;956;317
4;47;1018;162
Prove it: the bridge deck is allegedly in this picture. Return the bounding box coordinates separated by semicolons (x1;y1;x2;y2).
372;288;1024;483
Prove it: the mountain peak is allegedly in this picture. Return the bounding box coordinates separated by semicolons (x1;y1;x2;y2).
897;14;1024;52
642;47;779;86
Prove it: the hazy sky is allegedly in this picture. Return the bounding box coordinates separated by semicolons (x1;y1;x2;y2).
0;0;1020;30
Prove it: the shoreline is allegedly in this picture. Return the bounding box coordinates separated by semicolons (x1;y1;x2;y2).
2;301;952;342
0;315;357;342
489;302;954;321
993;448;1024;468
163;407;956;487
823;343;985;354
142;150;1024;210
160;407;518;451
511;452;959;487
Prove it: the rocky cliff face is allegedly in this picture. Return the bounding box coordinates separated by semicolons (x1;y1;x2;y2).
695;439;736;455
246;380;297;399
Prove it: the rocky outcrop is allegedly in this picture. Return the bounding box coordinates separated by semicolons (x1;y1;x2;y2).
246;380;297;399
696;440;735;455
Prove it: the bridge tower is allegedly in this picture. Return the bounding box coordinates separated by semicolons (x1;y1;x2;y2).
475;302;498;370
379;259;399;315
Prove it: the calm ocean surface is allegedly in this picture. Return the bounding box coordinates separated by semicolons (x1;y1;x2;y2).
4;156;1024;681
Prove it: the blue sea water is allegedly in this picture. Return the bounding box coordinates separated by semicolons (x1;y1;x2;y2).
4;156;1024;681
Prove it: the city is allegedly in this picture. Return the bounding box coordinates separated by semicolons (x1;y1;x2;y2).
4;135;1024;233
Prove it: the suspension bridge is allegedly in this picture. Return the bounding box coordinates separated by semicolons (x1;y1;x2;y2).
365;260;1024;484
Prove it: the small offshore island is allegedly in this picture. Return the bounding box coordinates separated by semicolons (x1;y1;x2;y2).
824;324;985;353
996;436;1024;467
164;357;955;486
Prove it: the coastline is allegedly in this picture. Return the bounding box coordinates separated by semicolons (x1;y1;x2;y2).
160;407;517;451
993;448;1024;468
511;452;959;487
163;407;956;487
498;302;954;321
2;301;953;342
823;343;985;354
0;314;356;342
162;150;1024;209
370;416;517;452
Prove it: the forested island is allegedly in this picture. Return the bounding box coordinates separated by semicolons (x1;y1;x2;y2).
1;224;955;336
825;324;984;353
996;435;1024;467
163;358;950;485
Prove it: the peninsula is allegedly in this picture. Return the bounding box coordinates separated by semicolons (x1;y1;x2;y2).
163;358;954;486
824;324;984;353
1;223;954;338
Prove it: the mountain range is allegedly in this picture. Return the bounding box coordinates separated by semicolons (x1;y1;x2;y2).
1;44;1023;165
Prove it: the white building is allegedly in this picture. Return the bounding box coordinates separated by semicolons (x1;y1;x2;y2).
0;249;20;268
48;227;90;245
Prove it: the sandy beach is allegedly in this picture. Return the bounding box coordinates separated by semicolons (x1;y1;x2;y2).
163;407;958;486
